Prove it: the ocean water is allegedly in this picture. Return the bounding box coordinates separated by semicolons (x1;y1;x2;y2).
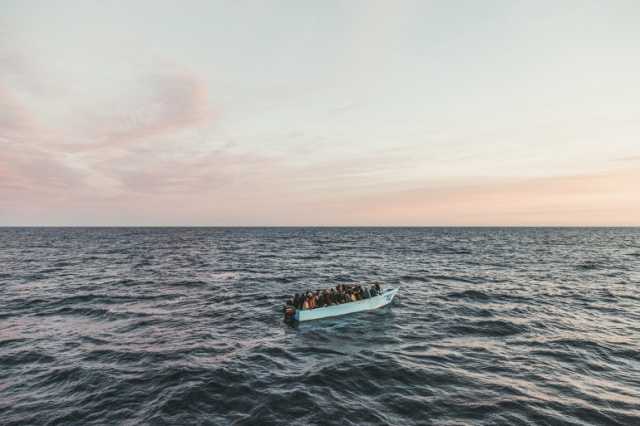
1;227;639;425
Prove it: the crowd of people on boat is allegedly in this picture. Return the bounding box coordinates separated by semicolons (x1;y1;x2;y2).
285;283;382;311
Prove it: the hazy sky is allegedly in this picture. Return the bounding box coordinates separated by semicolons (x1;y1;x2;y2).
1;1;639;225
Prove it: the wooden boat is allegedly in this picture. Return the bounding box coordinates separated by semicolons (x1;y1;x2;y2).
292;288;398;322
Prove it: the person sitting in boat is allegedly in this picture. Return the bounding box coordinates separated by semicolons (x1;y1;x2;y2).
324;290;332;306
284;304;295;321
306;293;313;309
291;283;387;311
283;298;294;314
362;286;370;299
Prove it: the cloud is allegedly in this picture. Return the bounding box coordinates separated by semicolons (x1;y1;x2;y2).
0;59;222;215
99;149;275;195
0;49;212;151
99;72;211;145
50;70;214;153
0;85;38;141
614;155;640;163
0;143;89;208
0;48;52;96
308;168;640;226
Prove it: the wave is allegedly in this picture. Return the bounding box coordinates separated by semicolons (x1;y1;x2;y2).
447;319;528;337
34;306;150;320
0;351;56;366
2;227;640;425
445;289;491;301
576;261;603;270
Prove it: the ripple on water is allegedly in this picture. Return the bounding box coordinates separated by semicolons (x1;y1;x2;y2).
1;227;639;425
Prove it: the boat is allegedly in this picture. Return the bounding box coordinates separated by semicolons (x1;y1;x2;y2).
291;288;398;322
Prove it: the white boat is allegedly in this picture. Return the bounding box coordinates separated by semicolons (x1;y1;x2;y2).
293;288;398;322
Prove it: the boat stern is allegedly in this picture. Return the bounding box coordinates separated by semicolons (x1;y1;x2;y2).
381;288;398;304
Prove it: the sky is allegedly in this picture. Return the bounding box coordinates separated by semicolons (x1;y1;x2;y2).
1;0;639;226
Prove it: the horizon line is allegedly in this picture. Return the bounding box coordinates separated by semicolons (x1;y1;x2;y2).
1;225;639;228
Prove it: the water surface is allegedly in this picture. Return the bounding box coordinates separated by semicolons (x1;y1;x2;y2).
1;227;639;425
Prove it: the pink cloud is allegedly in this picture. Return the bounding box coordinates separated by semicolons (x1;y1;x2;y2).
308;169;640;226
0;82;81;199
0;147;89;219
78;71;213;150
40;69;215;156
0;63;216;207
0;48;52;96
89;147;279;196
0;84;76;203
0;85;38;141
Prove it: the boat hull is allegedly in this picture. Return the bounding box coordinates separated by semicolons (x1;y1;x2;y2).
294;288;398;322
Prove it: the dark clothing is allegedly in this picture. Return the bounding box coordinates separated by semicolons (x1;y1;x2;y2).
289;284;384;312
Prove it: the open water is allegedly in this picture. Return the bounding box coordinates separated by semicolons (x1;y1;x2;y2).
1;227;639;425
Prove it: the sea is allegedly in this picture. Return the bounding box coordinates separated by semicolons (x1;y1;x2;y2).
1;227;639;425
